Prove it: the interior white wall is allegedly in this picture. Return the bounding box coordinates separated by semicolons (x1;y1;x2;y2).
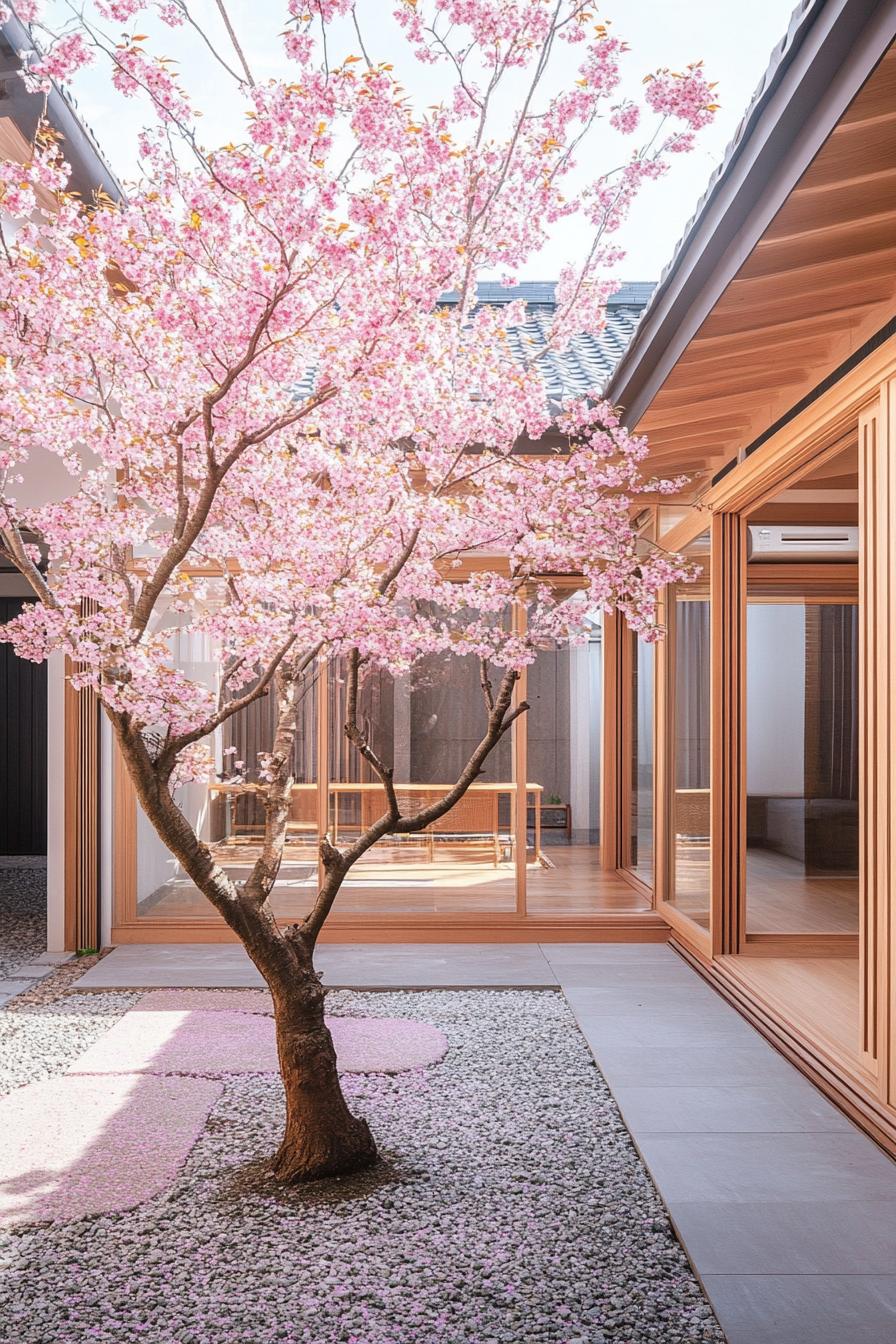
135;627;219;904
635;641;654;772
568;635;601;836
13;442;96;510
746;603;805;795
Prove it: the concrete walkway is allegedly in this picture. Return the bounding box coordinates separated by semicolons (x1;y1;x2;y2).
78;941;896;1344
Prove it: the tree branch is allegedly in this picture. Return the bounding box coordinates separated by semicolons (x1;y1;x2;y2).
301;665;527;944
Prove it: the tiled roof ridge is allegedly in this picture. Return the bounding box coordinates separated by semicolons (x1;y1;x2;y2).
440;280;655;307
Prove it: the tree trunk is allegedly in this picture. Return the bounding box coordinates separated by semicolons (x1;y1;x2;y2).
110;714;377;1184
269;976;378;1183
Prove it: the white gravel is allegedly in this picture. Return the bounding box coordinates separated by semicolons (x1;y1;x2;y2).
0;975;724;1344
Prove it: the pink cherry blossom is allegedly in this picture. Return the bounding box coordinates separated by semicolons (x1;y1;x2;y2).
0;2;713;837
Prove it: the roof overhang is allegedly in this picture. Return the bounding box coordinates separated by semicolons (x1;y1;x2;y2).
0;14;122;205
604;0;896;487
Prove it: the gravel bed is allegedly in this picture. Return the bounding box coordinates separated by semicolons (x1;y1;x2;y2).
0;865;46;977
0;978;724;1344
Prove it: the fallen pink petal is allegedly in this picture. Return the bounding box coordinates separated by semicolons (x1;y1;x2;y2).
66;1007;447;1076
0;1073;222;1228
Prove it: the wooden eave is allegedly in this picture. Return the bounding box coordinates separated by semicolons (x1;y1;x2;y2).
604;1;896;485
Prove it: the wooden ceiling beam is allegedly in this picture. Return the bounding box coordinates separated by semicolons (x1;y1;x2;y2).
667;345;831;388
698;281;893;341
659;365;811;401
685;301;882;355
790;162;896;201
747;212;896;279
640;401;757;432
793;115;896;190
770;170;896;236
726;243;896;300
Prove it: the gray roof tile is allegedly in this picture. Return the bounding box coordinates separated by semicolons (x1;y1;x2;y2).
441;280;653;408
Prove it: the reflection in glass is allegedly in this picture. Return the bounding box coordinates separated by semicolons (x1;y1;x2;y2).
323;612;518;913
629;636;654;887
745;602;858;933
136;630;320;918
669;587;711;928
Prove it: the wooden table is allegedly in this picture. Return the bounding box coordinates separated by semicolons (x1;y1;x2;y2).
209;780;544;861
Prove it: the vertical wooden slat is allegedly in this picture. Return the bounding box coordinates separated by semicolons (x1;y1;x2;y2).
111;734;137;935
64;616;101;950
511;598;528;916
858;384;892;1089
711;513;746;958
600;610;620;871
653;588;670;912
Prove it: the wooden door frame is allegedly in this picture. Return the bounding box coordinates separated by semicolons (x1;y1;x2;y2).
654;509;714;960
615;623;657;904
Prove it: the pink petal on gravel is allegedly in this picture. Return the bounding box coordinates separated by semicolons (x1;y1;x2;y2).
67;1010;278;1075
0;1073;221;1227
328;1017;447;1073
136;989;274;1015
67;1009;447;1076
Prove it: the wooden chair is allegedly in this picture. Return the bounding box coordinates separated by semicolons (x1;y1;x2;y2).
674;788;711;843
286;787;318;840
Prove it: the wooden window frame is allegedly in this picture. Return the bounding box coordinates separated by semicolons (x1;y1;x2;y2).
110;598;622;941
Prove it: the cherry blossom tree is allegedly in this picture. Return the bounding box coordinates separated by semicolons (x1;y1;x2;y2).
0;0;715;1181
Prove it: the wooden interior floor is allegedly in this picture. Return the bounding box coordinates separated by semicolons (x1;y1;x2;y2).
721;953;862;1074
745;848;858;933
138;841;651;919
666;844;858;935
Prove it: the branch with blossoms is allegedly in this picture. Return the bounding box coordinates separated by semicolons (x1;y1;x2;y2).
0;0;717;1181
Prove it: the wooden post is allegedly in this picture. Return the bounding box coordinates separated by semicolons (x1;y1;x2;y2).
63;603;102;952
710;512;746;958
511;598;528;916
858;381;894;1092
616;625;633;875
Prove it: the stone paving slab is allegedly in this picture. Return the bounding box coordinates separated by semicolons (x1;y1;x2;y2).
0;979;34;995
557;943;896;1344
76;941;559;989
700;1274;896;1344
669;1199;896;1274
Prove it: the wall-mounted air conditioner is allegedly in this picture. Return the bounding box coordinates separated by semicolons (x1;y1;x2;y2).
747;524;859;562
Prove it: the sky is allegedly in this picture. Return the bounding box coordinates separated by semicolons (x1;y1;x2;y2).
58;0;799;282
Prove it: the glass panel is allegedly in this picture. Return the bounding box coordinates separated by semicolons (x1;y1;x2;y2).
629;635;654;888
136;633;321;920
745;602;859;934
324;607;518;915
667;537;711;929
523;606;648;916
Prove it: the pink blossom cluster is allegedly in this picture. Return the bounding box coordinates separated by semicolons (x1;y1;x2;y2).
0;0;715;785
